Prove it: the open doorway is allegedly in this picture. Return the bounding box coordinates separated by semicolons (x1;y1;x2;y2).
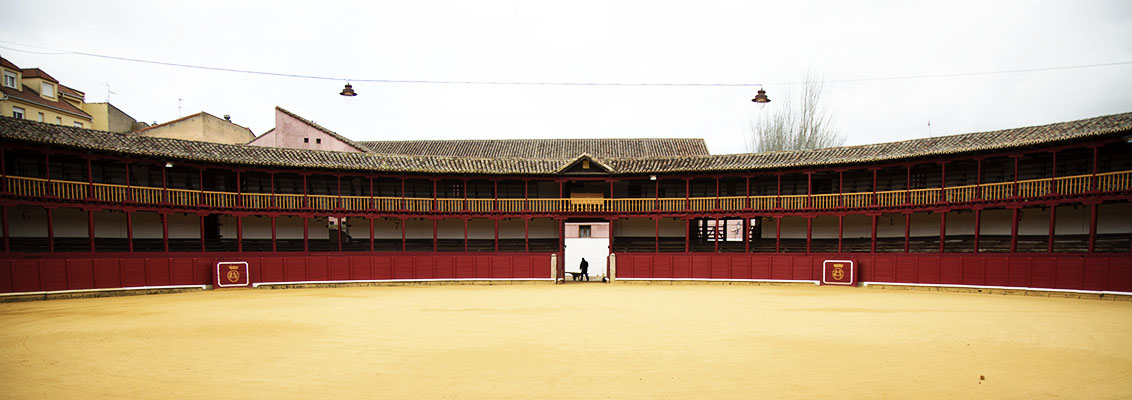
564;221;610;282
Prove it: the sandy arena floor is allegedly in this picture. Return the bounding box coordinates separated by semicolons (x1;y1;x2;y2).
1;283;1131;399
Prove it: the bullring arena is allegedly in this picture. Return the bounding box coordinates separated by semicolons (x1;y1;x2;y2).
1;283;1131;399
3;107;1132;397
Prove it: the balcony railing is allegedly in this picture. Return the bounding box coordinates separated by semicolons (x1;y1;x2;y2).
3;170;1130;214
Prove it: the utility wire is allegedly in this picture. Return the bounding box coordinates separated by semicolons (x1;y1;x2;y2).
2;40;1131;87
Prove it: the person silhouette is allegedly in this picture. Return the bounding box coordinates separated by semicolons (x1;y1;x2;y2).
579;258;589;281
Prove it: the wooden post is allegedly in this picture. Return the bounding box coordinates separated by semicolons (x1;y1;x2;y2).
433;218;438;252
87;210;95;252
775;217;781;253
161;213;168;252
237;216;243;252
271;216;277;252
1048;206;1056;253
806;217;812;254
838;215;844;253
199;215;206;252
973;209;981;253
904;213;910;253
655;217;660;253
303;217;309;252
939;212;946;253
126;211;133;253
1088;203;1098;253
1010;208;1019;253
369;217;375;252
871;215;877;253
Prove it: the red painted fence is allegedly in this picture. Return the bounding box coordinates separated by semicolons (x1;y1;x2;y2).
3;252;1129;294
615;253;1132;293
0;253;554;294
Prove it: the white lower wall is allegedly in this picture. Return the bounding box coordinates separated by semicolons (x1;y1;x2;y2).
566;237;609;278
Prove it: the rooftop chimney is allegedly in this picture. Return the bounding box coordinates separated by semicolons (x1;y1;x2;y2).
223;114;231;121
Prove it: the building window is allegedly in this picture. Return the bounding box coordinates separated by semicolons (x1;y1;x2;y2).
73;121;83;128
41;82;55;98
303;138;309;143
2;71;16;88
37;112;44;122
316;138;322;144
12;106;24;119
579;225;592;238
55;116;62;124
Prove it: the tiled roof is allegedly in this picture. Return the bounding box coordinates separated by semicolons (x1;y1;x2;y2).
58;84;84;99
0;112;1130;176
20;68;57;83
1;84;92;120
275;107;371;153
0;56;19;71
359;138;710;158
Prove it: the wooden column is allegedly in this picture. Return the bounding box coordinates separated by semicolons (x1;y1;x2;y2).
237;216;243;252
303;217;309;252
973;209;981;253
655;217;660;253
494;218;500;252
88;210;95;252
838;215;844;253
904;213;910;253
1010;208;1019;253
463;218;468;252
46;208;54;253
270;216;277;252
775;217;781;253
401;217;407;252
805;217;812;254
126;211;133;252
200;215;206;252
524;217;529;253
433;219;438;252
162;213;169;252
86;158;94;199
1048;206;1056;253
1088;204;1098;253
870;215;877;253
685;218;690;253
939;212;946;253
369;217;375;252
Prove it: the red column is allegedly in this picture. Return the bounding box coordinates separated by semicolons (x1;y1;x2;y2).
805;217;812;254
685;179;690;211
1091;146;1099;191
199;215;206;252
236;170;242;208
524;217;529;253
838;171;844;208
237;216;243;252
86;158;94;199
1010;208;1019;253
655;217;660;253
88;210;95;252
402;218;407;252
198;167;204;206
904;213;910;253
939;212;946;253
126;211;133;252
0;149;6;194
46;208;54;253
161;213;168;252
655;178;661;211
45;153;53;197
1088;204;1098;253
160;161;167;204
776;174;782;209
940;162;947;202
1050;151;1058;195
303;217;309;252
432;218;438;252
494;218;500;252
838;215;843;253
715;178;720;210
1048;206;1056;253
463;218;468;252
905;165;911;204
975;158;983;200
270;216;277;252
0;206;6;252
685;218;690;253
1012;156;1020;197
337;217;343;252
336;175;342;211
745;176;751;210
744;217;751;253
871;169;878;206
775;217;781;253
369;217;375;252
870;215;877;253
973;209;981;253
302;174;309;209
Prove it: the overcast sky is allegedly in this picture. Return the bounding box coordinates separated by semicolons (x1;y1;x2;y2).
2;1;1130;154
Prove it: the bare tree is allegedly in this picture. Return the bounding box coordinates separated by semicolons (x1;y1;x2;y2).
747;71;844;152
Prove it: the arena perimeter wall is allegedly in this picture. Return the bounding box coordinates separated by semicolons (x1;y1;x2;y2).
1;253;1129;296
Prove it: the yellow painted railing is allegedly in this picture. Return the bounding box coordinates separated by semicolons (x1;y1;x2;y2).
1098;171;1132;192
1055;175;1091;195
1017;179;1051;198
3;170;1130;214
93;183;127;202
782;195;807;210
982;182;1013;200
130;186;163;204
52;180;87;200
341;196;369;211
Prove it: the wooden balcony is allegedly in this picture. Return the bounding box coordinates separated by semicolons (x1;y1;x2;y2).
3;170;1130;214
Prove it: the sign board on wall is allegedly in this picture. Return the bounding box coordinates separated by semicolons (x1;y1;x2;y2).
214;261;250;288
822;260;856;286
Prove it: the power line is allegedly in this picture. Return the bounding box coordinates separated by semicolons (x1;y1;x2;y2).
2;40;1131;88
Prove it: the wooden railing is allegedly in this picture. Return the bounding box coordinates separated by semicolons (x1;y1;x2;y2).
3;170;1130;214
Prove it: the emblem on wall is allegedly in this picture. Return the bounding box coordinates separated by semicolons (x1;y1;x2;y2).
822;260;856;286
226;265;242;283
831;263;845;281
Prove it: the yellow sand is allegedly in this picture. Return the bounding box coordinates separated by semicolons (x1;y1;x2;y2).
1;284;1130;399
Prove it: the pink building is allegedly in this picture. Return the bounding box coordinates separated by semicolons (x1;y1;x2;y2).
247;107;370;153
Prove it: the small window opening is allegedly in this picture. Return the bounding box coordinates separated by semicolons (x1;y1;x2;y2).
579;225;592;238
303;138;309;143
